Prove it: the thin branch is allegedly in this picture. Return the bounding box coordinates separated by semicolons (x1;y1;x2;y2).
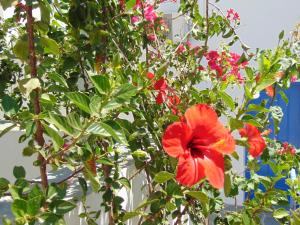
25;0;48;190
208;2;250;56
57;167;84;184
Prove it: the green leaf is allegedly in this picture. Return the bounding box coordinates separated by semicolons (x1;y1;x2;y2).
78;177;88;195
256;78;276;93
90;75;110;94
66;112;84;131
278;30;285;40
219;91;235;110
132;150;148;158
43;124;64;152
118;177;131;189
13;166;26;179
136;199;159;211
27;195;42;216
22;146;36;157
166;202;177;212
122;211;141;221
154;171;174;183
0;123;17;138
0;178;9;193
106;120;128;145
185;191;209;216
13;37;28;61
66;92;91;113
1;95;19;116
11;199;27;217
242;212;252;225
229;118;243;130
18;78;41;97
279;91;289;104
96;158;114;166
40;37;60;55
222;28;234;38
39;1;51;24
273;208;289;219
245;67;254;79
0;0;15;10
224;173;231;197
247;104;269;113
100;100;122;116
51;200;76;215
48;72;68;88
185;191;209;203
156;62;169;76
237;53;248;65
48;113;76;136
88;122;128;145
114;84;137;103
126;0;136;10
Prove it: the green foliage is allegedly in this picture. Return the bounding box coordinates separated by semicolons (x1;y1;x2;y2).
0;0;300;224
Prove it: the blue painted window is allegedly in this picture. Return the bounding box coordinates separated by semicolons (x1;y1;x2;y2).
246;82;300;193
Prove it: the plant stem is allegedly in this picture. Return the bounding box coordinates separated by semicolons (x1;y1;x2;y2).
26;1;48;190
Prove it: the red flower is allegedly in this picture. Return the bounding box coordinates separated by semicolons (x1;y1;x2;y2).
265;85;275;98
239;124;266;157
156;91;167;104
147;72;155;80
167;94;181;115
154;78;167;91
162;104;235;188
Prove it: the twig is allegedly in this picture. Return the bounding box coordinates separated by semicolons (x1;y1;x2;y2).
208;2;250;56
57;167;84;184
25;0;48;190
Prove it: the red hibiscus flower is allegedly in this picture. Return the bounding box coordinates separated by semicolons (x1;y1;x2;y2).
239;124;266;157
162;104;235;188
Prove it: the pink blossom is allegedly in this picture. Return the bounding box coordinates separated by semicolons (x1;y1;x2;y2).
147;34;156;42
144;5;157;22
131;16;140;24
291;75;298;83
227;8;240;22
176;44;186;54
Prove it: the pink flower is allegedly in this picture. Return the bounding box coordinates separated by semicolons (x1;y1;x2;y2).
176;44;186;54
144;5;157;22
227;8;240;22
291;75;298;83
147;34;156;42
131;16;140;24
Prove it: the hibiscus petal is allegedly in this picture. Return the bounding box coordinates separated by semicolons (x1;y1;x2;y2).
248;138;266;157
239;124;266;158
201;149;224;189
184;104;218;131
162;122;192;158
176;152;205;187
191;121;235;154
208;123;236;154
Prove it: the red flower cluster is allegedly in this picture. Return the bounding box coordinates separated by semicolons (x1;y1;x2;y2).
278;142;296;155
239;124;266;157
205;50;248;83
227;8;240;22
147;72;181;114
162;104;235;188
